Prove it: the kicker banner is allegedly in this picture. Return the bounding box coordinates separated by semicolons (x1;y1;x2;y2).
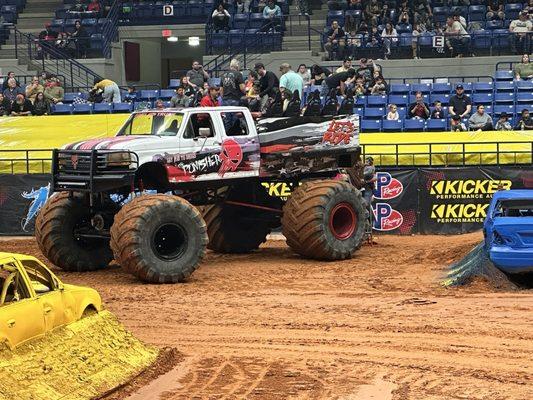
0;167;531;236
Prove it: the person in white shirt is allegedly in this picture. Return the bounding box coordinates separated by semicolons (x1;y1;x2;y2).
509;11;532;54
212;5;230;32
386;104;399;120
381;22;398;59
445;14;470;57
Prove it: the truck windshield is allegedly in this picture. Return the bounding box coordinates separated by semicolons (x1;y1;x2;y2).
120;112;184;136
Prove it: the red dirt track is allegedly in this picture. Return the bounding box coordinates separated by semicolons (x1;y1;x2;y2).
3;233;533;399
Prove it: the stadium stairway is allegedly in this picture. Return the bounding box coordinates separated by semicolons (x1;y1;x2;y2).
281;1;327;54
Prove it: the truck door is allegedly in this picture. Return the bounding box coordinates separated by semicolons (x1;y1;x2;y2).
177;111;224;180
216;109;260;178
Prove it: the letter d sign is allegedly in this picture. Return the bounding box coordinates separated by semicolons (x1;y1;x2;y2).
163;5;173;16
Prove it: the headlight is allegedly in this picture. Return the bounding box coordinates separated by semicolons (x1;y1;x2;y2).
105;152;132;167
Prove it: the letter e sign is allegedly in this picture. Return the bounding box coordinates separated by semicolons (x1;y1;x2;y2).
163;5;174;16
432;36;444;48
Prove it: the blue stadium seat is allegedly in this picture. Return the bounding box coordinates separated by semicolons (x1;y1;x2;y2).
494;104;516;117
431;82;452;93
388;94;409;106
93;103;112;113
495;70;513;81
245;28;260;48
232;13;249;29
50;18;64;32
494;92;515;103
159;89;175;100
403;118;425;132
353;107;364;116
397;107;407;119
140;90;160;100
187;0;203;17
473;82;494;92
408;94;429;104
390;84;410;94
399;33;412;47
492;29;509;49
411;83;431;94
229;29;245;50
430;93;450;106
73;103;93;114
515;80;533;91
516;92;533;104
426;119;447;131
361;119;381;132
382;119;403;132
344;10;362;20
495;81;515;92
90;33;104;52
395;24;412;34
366;95;387;107
52;104;73;115
485;20;503;30
418;32;434;47
326;10;344;27
112;102;133;113
169;79;180;88
473;30;491;49
505;3;523;20
63;92;80;103
364;107;385;119
210;32;228;51
468;5;486;22
472;93;493;105
456;82;473;92
432;6;448;24
249;13;265;29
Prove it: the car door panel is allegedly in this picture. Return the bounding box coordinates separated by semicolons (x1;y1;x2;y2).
1;299;44;348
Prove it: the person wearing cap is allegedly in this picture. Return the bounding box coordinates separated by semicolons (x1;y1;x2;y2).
468;105;493;131
509;11;532;54
336;58;352;73
279;63;304;100
495;112;512;131
448;84;472;120
450;114;466;132
254;62;279;109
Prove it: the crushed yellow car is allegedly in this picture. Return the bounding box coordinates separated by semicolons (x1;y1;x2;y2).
0;252;102;349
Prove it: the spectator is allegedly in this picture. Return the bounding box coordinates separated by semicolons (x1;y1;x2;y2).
321;68;356;97
510;11;532;55
10;94;33;116
354;76;367;97
70;20;89;58
3;78;23;103
201;82;210;97
25;76;44;103
33;92;51;116
55;32;75;57
468;105;493;131
336;58;352;74
367;25;382;50
262;0;282;32
486;0;504;21
381;22;398;59
310;64;330;86
448;84;472;119
411;23;426;59
187;61;210;90
244;70;258;93
221;58;245;107
495;112;512;131
200;86;220;107
0;93;11;116
2;71;18;91
38;24;57;42
445;14;470;57
451;114;467;132
43;77;65;104
344;14;358;35
39;71;51;86
170;87;190;107
324;20;346;61
355;58;376;84
87;0;101;15
155;99;165;109
235;0;251;13
93;77;120;103
431;101;444;119
397;1;411;25
346;0;363;11
413;0;432;26
180;76;196;97
514;109;533;130
297;64;311;86
279;63;304;99
364;0;381;26
380;4;392;26
386;104;399;120
297;0;309;16
71;0;86;12
514;54;533;80
408;91;430;119
254;62;279;108
370;74;387;95
212;5;230;32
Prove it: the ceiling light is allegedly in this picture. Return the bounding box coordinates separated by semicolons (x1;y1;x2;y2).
167;36;178;42
188;36;200;46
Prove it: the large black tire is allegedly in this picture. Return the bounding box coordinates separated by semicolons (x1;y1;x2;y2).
281;180;367;260
203;185;281;254
110;194;207;283
35;192;113;272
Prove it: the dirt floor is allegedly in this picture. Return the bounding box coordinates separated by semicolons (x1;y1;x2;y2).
3;233;533;400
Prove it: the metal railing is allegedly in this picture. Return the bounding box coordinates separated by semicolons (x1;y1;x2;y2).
12;27;102;91
2;141;531;174
385;75;494;85
102;0;120;58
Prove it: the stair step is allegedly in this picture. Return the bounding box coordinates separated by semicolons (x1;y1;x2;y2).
19;12;52;18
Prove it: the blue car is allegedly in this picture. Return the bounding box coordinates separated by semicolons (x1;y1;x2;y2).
483;190;533;274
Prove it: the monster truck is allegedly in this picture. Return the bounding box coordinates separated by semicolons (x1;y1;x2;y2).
35;106;366;283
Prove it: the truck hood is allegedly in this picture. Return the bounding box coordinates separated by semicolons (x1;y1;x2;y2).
63;135;160;151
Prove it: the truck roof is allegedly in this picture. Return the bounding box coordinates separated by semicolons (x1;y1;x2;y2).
492;189;533;201
131;106;252;114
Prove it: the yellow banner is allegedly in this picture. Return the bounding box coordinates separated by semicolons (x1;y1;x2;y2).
0;114;531;173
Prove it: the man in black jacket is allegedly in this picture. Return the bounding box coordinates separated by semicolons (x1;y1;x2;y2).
255;62;279;109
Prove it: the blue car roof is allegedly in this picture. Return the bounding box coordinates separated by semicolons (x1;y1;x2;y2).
492;189;533;201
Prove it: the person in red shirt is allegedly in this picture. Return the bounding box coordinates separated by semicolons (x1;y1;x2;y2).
200;86;220;107
87;0;101;14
